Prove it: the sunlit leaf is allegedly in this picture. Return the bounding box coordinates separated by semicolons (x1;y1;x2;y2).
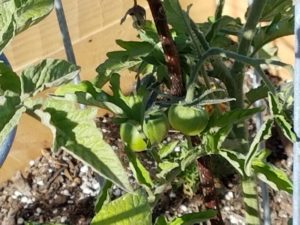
253;159;292;194
35;98;132;192
20;59;79;98
91;190;152;225
245;118;273;176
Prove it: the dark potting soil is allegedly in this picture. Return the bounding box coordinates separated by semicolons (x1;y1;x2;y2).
0;114;292;225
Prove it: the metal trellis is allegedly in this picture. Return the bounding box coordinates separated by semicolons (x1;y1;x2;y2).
293;1;300;225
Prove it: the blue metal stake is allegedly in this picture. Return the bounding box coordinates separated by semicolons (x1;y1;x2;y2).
54;0;80;84
0;54;17;167
293;2;300;225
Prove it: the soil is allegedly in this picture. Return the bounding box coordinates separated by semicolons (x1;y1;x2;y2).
0;112;293;225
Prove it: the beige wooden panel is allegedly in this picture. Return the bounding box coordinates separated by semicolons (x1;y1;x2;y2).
1;1;215;183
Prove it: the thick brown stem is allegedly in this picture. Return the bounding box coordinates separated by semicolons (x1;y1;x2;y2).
191;137;224;225
146;0;184;96
198;157;224;225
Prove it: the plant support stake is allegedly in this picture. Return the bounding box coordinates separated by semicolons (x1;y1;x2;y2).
293;1;300;225
54;0;79;84
146;0;184;96
0;54;17;167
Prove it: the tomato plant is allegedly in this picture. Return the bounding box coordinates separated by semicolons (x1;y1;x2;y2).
0;0;296;224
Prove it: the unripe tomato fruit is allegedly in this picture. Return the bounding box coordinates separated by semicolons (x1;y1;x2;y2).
143;112;169;145
168;104;209;136
120;121;147;151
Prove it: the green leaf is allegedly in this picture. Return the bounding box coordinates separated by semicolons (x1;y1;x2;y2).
158;161;179;179
13;0;53;32
252;159;292;194
55;80;97;96
219;149;245;176
246;85;269;105
20;59;79;98
213;108;262;128
259;0;292;22
0;13;15;52
0;96;24;148
253;17;293;53
116;40;155;58
35;98;132;192
169;210;217;225
268;92;282;116
245;118;273;176
124;147;153;188
54;81;124;115
0;0;54;51
155;216;168;225
196;98;235;106
206;16;242;42
158;141;179;159
95;180;112;213
91;190;152;225
275;115;296;142
0;62;21;95
163;0;187;34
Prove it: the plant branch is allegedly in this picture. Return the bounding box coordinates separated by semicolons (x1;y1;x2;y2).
191;47;291;94
190;137;225;225
189;20;236;98
146;0;184;96
231;0;268;76
215;0;225;20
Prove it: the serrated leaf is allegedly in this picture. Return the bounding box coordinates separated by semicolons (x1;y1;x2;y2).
35;99;132;192
213;108;262;128
219;149;245;176
169;210;217;225
268;92;282;116
0;14;15;52
91;190;152;225
246;85;269;105
275;115;296;142
155;216;168;225
158;141;179;159
54;82;124;115
0;96;24;150
252;159;292;194
0;0;53;51
13;0;53;33
124;147;153;188
0;62;21;95
163;0;187;34
116;40;155;58
196;98;235;106
95;180;112;213
259;0;292;22
158;161;179;178
20;59;79;98
253;17;293;53
245;118;273;176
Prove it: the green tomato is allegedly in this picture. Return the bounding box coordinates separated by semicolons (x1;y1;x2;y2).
143;112;169;145
120;121;147;151
168;104;209;136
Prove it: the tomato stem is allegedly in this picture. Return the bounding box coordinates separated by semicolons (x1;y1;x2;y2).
146;0;184;96
190;136;225;225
